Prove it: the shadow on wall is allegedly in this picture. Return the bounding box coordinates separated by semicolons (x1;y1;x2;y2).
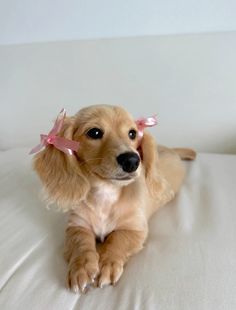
205;133;236;154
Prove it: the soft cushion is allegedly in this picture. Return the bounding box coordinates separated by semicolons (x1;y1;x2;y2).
0;148;236;309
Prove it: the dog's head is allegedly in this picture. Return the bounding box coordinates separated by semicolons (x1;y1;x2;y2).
74;105;141;183
34;105;158;210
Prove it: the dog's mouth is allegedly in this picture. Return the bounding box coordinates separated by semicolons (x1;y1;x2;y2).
94;171;136;182
111;176;133;181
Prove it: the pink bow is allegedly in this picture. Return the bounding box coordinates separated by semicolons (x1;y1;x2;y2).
29;109;80;155
136;115;158;138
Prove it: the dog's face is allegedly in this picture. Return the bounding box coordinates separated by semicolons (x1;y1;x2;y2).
34;104;159;209
73;105;141;184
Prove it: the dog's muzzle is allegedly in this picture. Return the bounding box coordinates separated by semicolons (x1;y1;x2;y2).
116;152;140;173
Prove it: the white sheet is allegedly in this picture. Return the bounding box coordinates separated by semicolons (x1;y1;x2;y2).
0;148;236;309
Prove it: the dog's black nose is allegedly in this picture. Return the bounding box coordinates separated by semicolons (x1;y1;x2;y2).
116;152;140;173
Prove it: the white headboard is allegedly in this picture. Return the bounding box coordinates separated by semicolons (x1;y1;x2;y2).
1;32;236;153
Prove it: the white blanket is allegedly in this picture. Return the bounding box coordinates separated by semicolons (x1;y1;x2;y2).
0;148;236;309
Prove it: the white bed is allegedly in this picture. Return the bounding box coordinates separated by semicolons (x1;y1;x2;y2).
0;148;236;309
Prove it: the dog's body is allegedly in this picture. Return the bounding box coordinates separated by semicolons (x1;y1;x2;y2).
34;105;195;293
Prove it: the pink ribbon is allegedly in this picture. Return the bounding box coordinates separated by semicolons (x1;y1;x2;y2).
29;109;80;155
136;115;158;138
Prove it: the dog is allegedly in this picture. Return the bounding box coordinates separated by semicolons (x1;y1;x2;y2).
33;104;196;293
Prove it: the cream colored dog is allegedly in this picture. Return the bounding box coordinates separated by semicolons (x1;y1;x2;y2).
33;105;195;293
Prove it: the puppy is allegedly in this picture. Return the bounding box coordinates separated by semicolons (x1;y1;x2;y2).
33;105;196;293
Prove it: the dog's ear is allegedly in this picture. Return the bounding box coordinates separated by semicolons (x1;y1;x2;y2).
33;117;90;211
139;132;164;199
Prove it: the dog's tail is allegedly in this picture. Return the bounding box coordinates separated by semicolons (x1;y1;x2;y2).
173;148;196;161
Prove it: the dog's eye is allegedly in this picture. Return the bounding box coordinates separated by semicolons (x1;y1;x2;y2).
128;129;137;140
86;128;104;139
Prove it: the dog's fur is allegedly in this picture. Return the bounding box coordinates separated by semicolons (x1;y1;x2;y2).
33;105;196;293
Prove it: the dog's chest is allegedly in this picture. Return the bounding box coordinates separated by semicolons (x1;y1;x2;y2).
87;184;120;241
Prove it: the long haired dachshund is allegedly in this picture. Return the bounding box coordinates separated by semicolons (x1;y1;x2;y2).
33;105;195;293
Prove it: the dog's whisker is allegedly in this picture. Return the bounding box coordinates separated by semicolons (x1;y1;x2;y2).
77;157;105;167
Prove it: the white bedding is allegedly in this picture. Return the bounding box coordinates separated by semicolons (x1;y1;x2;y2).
0;148;236;309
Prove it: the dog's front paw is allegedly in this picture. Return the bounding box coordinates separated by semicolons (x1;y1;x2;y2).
67;250;99;294
98;257;124;288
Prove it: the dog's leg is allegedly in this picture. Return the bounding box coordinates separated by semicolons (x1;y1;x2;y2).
97;229;146;288
64;226;99;293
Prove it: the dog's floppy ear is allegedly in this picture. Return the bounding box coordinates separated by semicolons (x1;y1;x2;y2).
33;117;90;211
140;132;165;199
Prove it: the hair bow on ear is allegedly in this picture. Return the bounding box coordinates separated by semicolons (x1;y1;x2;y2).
135;115;158;138
29;109;80;156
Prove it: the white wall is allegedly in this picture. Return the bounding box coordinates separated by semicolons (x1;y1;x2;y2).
1;0;236;45
1;33;236;153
